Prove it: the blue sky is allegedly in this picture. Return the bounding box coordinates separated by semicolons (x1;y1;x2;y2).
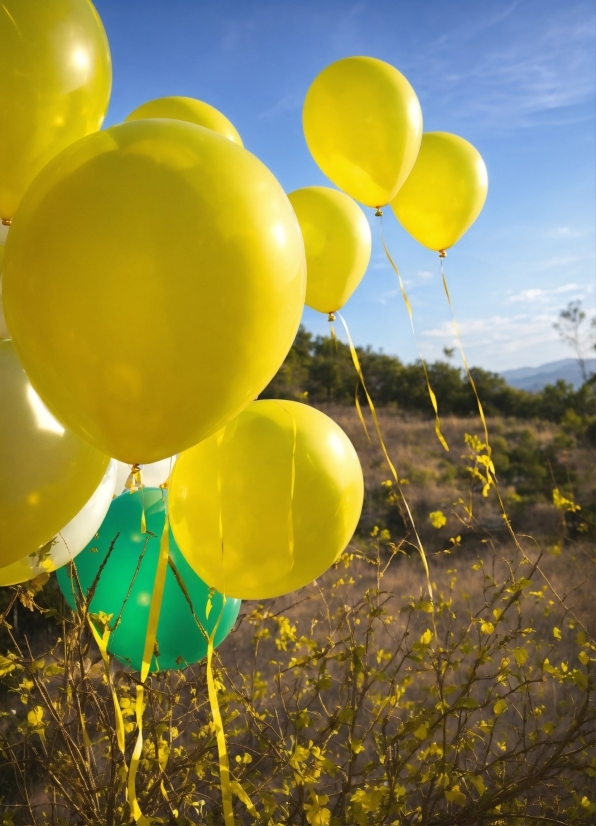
95;0;595;371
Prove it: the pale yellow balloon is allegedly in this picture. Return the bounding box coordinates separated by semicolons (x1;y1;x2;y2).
0;0;111;220
169;400;364;600
288;187;371;314
126;96;243;146
391;132;488;251
0;459;117;586
0;341;109;568
3;119;306;464
303;56;423;208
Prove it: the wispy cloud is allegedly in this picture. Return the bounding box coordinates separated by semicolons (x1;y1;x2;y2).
423;311;561;355
507;282;583;302
412;3;596;131
403;270;434;288
257;93;302;121
545;226;592;239
374;288;399;306
423;299;596;362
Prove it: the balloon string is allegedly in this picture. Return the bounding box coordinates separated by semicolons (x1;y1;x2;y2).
440;259;491;453
128;515;169;824
86;618;126;756
336;311;435;610
125;466;146;533
125;464;144;492
206;610;235;826
439;259;529;551
208;428;236;824
379;221;449;452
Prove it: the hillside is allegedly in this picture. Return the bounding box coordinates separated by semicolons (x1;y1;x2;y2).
501;357;596;391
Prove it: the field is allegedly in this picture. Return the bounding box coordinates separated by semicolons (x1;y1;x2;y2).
0;405;594;825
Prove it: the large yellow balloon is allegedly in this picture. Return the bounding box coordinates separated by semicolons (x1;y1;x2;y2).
303;57;423;208
0;0;111;221
288;187;371;314
3;119;306;464
391;132;488;252
126;96;243;146
0;341;109;568
169;400;364;600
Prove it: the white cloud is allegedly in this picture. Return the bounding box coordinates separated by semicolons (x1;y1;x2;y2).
422;300;596;366
545;226;591;239
403;270;434;289
507;282;583;303
374;288;399;306
423;311;561;355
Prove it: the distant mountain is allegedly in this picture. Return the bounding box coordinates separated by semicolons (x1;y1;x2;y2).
501;358;596;392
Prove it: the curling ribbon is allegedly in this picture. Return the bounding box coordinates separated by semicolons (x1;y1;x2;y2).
165;553;239;823
86;617;126;756
128;512;170;824
380;230;449;453
68;553;127;761
125;465;146;533
206;605;236;826
207;427;237;824
440;261;492;460
337;312;435;609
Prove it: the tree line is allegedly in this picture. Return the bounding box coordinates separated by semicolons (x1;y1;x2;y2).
262;326;595;429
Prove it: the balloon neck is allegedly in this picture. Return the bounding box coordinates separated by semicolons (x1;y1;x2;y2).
125;464;144;493
438;250;447;259
328;312;336;322
374;208;383;217
1;218;12;226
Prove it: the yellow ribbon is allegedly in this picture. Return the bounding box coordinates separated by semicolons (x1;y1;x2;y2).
206;609;236;826
440;264;492;457
67;559;126;762
125;466;146;533
86;617;126;756
128;512;170;824
380;231;449;452
337;312;434;607
124;464;144;493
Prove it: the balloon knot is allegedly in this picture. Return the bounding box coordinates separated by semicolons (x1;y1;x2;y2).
374;208;383;217
328;312;336;322
1;218;12;226
439;249;447;259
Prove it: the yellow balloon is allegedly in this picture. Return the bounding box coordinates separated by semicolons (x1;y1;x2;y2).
169;400;364;600
0;341;109;568
126;96;243;146
0;0;111;221
391;132;488;252
288;187;371;314
3;119;306;464
303;56;423;208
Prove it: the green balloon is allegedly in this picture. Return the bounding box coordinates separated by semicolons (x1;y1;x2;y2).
57;488;240;672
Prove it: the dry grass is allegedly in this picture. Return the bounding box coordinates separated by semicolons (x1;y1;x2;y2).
315;404;593;543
